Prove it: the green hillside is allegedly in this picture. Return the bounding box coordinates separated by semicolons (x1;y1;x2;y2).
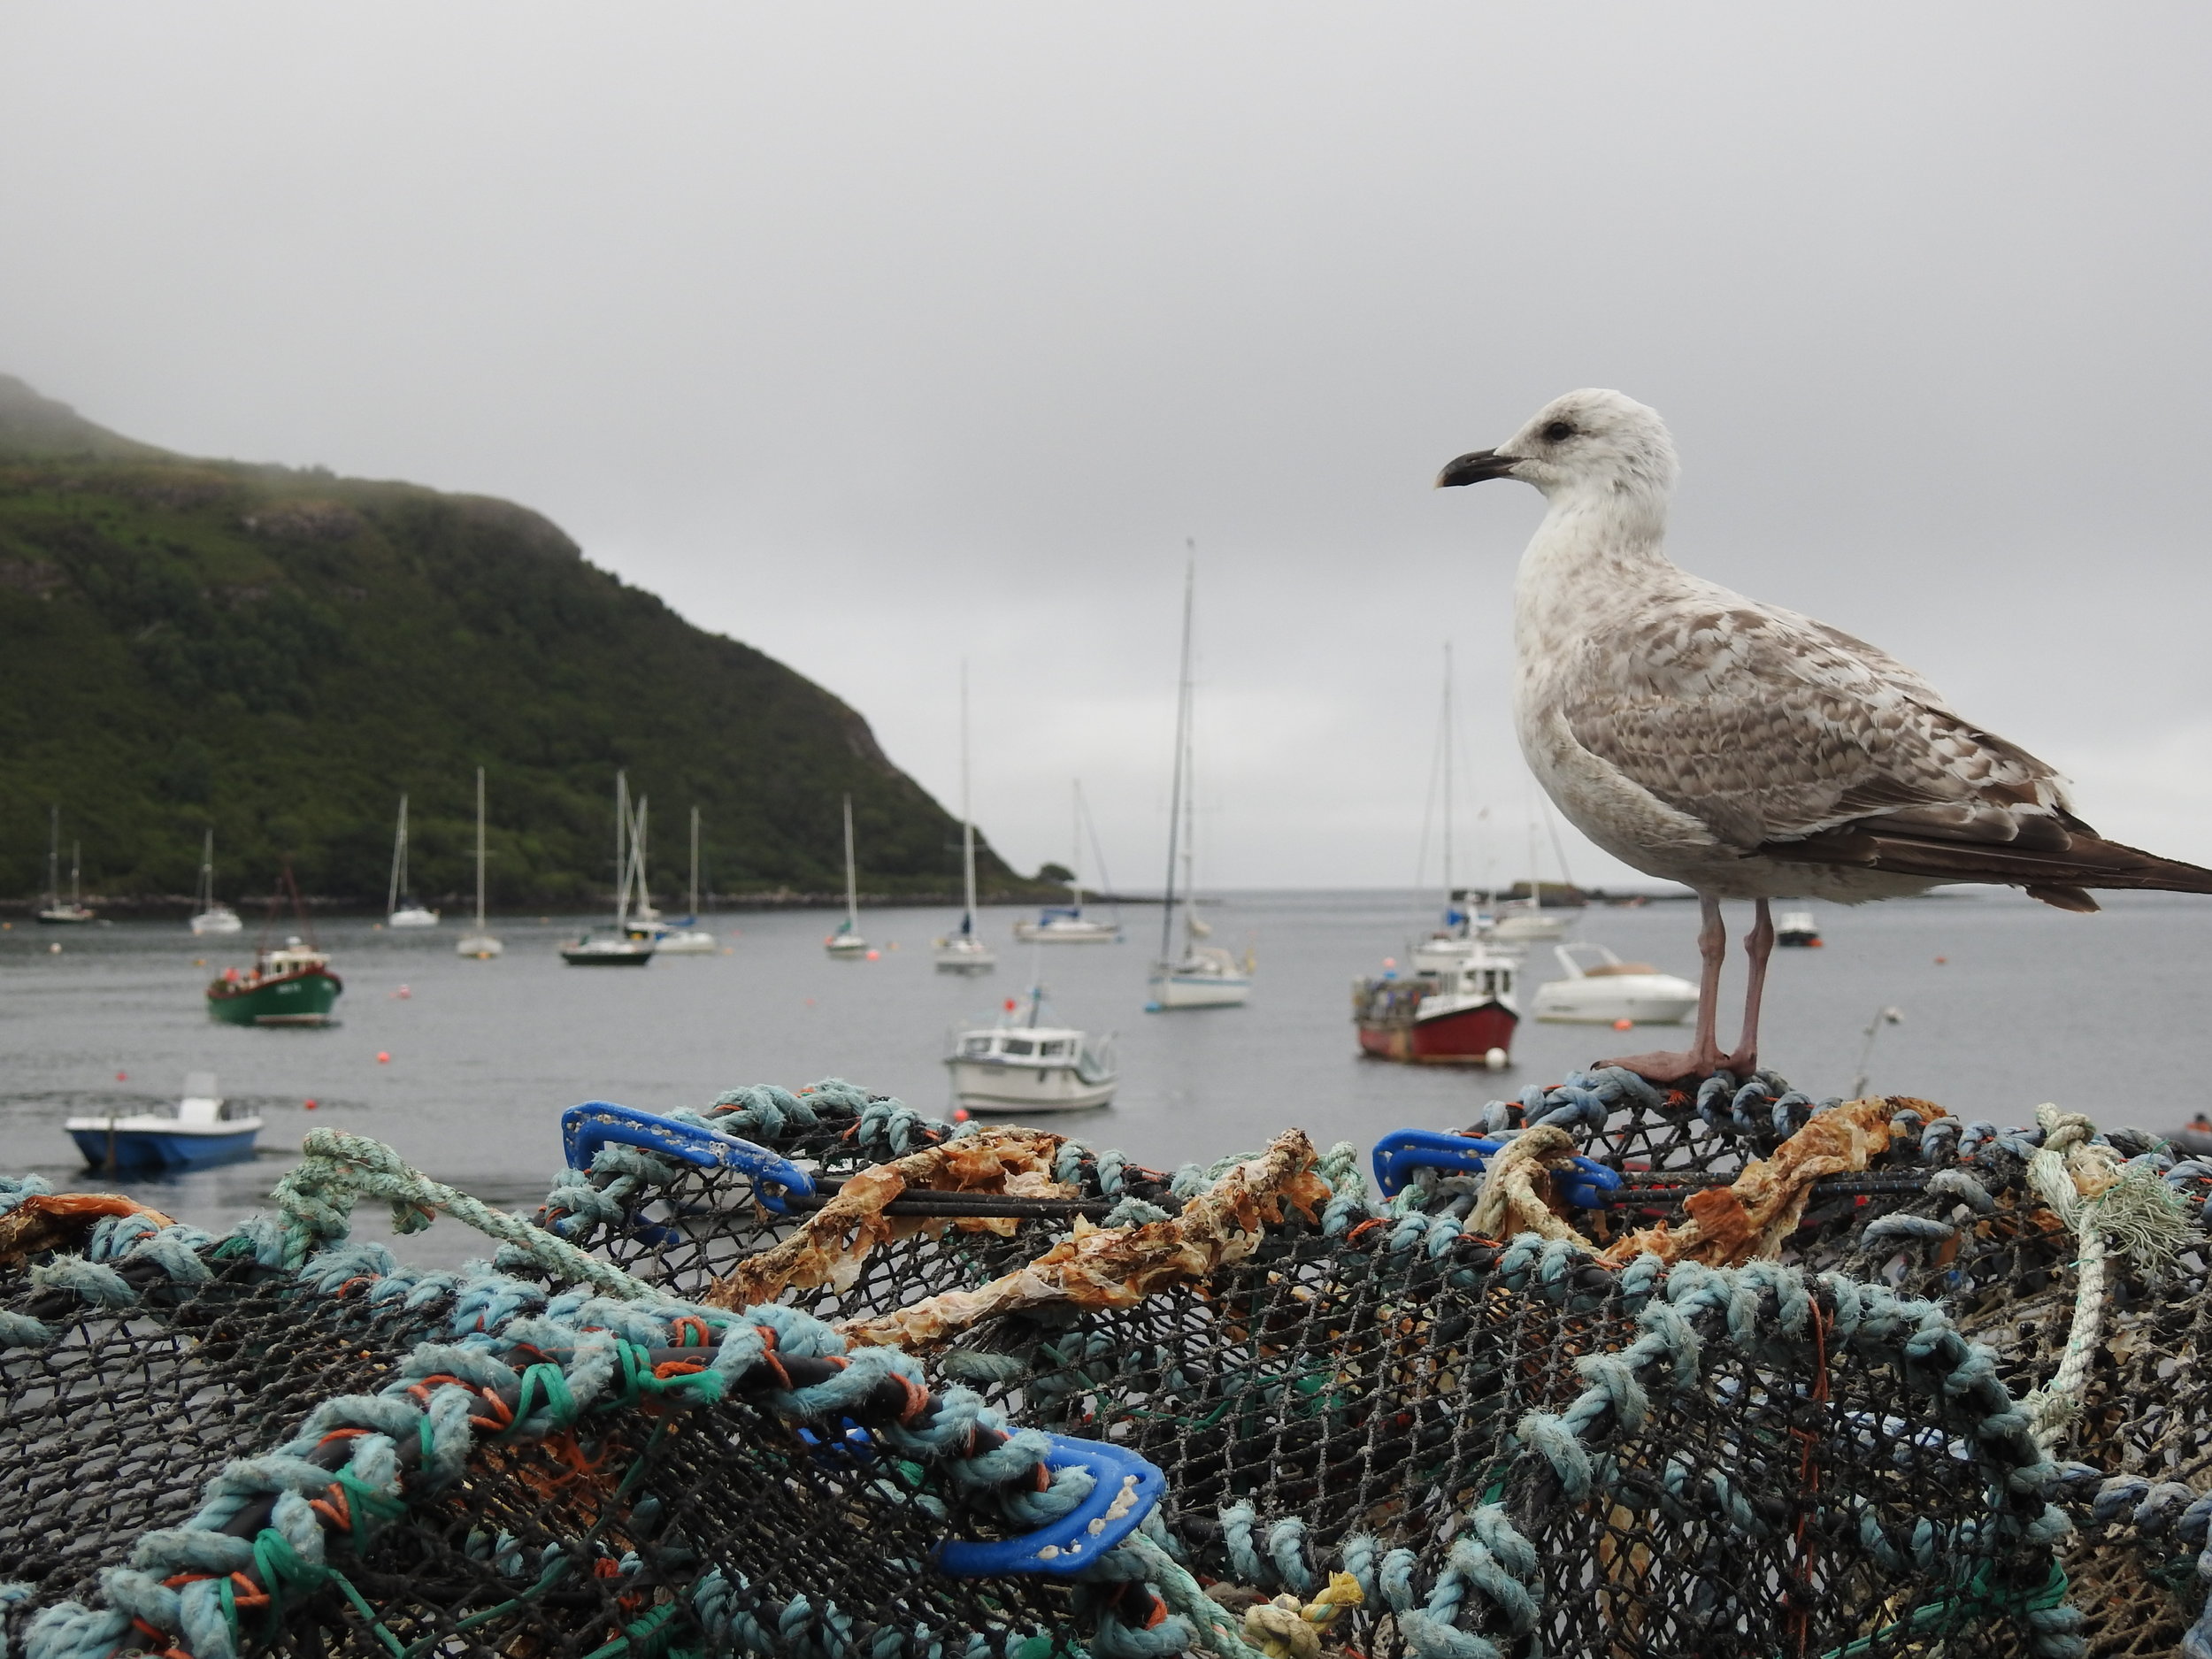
0;375;1037;910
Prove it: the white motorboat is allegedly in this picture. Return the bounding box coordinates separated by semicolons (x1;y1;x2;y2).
651;808;718;954
385;794;440;926
947;988;1118;1113
66;1071;261;1172
1486;895;1567;943
456;768;503;958
189;829;242;935
1531;942;1699;1025
1145;555;1251;1011
563;773;654;965
934;665;997;974
826;795;871;957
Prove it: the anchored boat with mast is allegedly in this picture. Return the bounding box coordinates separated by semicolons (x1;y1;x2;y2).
36;808;96;925
825;796;870;958
206;868;343;1025
1145;554;1251;1011
1354;642;1519;1066
1015;781;1123;943
189;830;242;935
385;795;439;927
456;768;502;958
934;665;995;974
562;773;654;965
650;808;718;954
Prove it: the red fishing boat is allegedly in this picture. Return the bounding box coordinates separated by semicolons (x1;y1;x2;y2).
1352;932;1519;1065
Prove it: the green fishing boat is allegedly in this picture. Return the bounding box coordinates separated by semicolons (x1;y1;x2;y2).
207;937;343;1026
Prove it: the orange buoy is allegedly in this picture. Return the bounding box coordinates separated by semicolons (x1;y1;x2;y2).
376;1051;391;1064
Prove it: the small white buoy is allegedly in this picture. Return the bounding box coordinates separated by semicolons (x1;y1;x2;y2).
1484;1048;1508;1071
49;941;61;955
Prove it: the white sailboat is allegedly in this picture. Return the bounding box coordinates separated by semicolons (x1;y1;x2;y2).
1146;554;1252;1011
189;829;242;934
385;795;439;926
825;795;870;957
456;769;503;958
1014;781;1123;943
36;808;96;925
651;807;718;954
563;772;654;964
934;664;996;973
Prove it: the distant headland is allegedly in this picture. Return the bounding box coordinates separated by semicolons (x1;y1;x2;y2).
0;374;1052;912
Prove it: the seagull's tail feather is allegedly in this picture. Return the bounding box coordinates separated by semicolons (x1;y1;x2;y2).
1763;824;2212;908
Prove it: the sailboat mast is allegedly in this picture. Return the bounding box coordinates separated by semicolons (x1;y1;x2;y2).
1159;554;1194;964
1441;641;1455;906
71;841;81;906
47;807;58;907
842;795;859;932
614;772;629;926
960;663;979;933
388;795;407;915
476;769;488;927
200;829;214;913
630;796;649;918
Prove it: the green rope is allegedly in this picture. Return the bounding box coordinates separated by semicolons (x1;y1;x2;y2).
272;1129;659;1298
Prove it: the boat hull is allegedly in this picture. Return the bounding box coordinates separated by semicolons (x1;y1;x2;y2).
1011;922;1122;943
68;1127;258;1171
1532;979;1698;1025
562;945;653;965
207;970;342;1026
947;1060;1117;1113
653;931;718;955
1355;984;1517;1064
457;934;504;958
1145;972;1251;1010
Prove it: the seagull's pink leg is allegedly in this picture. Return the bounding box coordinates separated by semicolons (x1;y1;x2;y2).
1599;894;1728;1084
1721;898;1774;1078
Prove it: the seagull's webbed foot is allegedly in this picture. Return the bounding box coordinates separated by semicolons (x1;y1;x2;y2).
1595;1041;1727;1088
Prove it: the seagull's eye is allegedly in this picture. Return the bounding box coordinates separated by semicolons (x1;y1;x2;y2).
1541;420;1576;443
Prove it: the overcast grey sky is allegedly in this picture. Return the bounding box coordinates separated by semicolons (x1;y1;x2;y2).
5;4;2208;889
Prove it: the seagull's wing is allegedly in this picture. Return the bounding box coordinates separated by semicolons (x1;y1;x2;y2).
1558;583;2212;906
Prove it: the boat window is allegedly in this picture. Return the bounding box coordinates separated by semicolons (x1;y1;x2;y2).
1003;1038;1035;1056
962;1036;993;1056
1040;1040;1071;1057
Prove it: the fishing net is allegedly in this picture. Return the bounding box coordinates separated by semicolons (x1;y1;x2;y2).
6;1065;2209;1659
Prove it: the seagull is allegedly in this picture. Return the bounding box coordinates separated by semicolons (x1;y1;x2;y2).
1437;388;2212;1085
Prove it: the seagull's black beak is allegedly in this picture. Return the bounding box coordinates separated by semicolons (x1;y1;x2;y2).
1434;449;1522;488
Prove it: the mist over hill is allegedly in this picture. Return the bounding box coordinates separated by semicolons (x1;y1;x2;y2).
0;375;1040;910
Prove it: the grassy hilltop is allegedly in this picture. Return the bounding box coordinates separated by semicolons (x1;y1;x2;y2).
0;375;1040;910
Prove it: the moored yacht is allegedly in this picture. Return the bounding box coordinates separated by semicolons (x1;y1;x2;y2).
934;665;996;974
189;830;242;935
36;809;96;925
385;795;439;926
1530;942;1699;1025
1144;556;1251;1011
563;773;653;965
826;795;871;957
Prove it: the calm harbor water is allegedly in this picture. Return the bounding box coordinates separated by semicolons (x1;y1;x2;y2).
1;888;2202;1265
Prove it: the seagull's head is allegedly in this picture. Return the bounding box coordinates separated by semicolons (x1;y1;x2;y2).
1436;389;1678;505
